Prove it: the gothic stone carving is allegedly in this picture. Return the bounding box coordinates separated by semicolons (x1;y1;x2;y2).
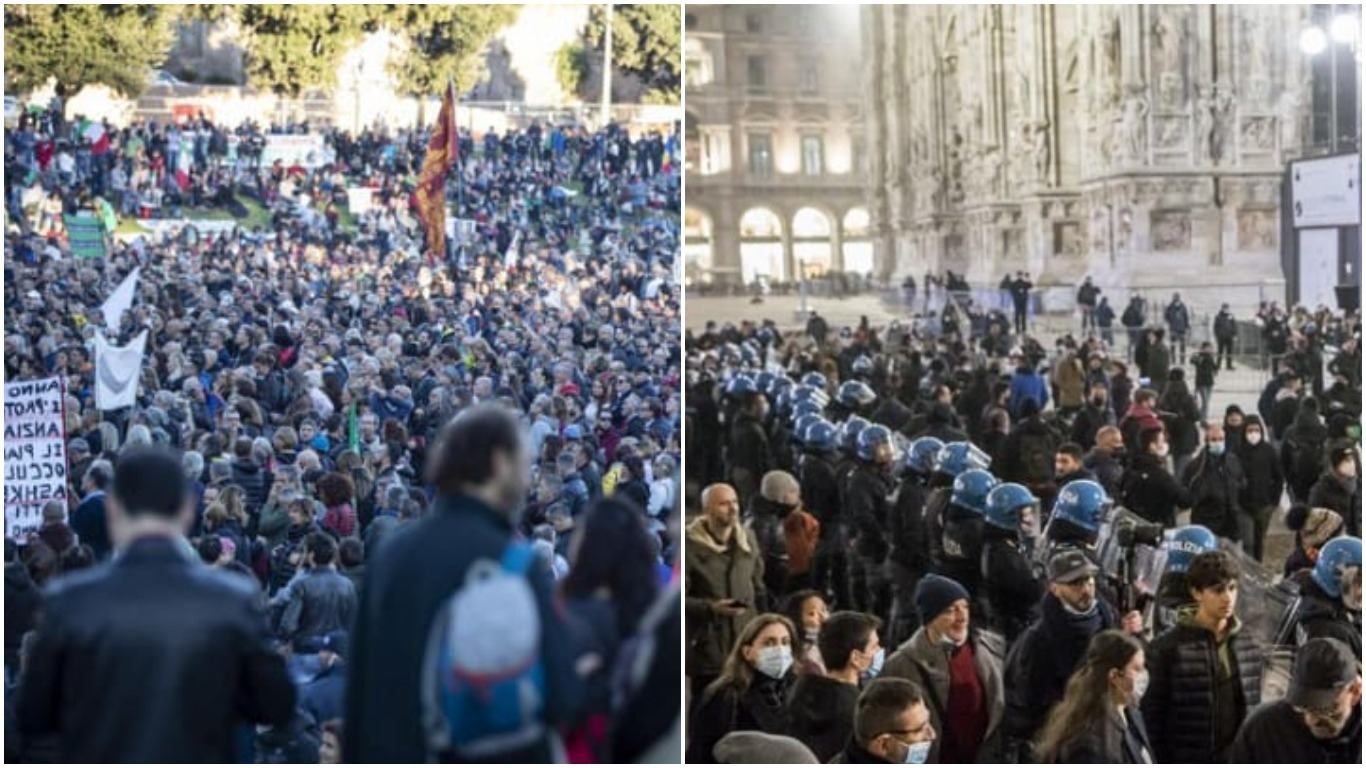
1117;207;1133;255
1151;210;1192;251
1090;207;1110;252
1240;117;1276;153
1237;209;1278;250
1055;221;1085;257
1196;86;1234;163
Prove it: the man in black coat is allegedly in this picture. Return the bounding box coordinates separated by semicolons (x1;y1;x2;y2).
1229;637;1361;763
16;445;295;763
787;611;881;762
1236;416;1283;560
727;392;771;510
343;405;585;763
1213;303;1238;370
1309;445;1362;539
1180;423;1247;542
69;460;113;560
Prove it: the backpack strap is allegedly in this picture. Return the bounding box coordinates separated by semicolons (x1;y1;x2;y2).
500;541;536;576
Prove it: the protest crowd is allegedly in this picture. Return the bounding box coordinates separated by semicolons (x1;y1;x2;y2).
684;281;1362;764
4;100;683;763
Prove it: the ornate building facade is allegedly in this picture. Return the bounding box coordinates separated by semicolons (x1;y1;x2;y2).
862;5;1319;310
684;5;868;287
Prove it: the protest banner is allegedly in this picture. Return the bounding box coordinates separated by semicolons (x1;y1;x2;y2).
64;213;108;259
261;134;336;168
4;377;68;538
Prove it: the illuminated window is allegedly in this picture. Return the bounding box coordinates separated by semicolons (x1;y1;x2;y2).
748;133;773;177
801;135;824;176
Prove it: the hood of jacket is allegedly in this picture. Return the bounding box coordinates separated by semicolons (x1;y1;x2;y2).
1175;604;1245;638
686;516;752;555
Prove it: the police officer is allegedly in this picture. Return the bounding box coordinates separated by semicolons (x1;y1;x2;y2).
1289;536;1362;657
1041;479;1110;561
925;442;992;579
1152;525;1218;635
800;419;845;605
845;424;897;619
831;380;877;423
980;482;1047;645
727;376;770;509
932;467;998;595
886;437;943;645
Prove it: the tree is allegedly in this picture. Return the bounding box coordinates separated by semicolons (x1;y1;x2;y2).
555;42;589;101
233;4;372;95
3;5;177;97
585;4;680;103
379;5;519;102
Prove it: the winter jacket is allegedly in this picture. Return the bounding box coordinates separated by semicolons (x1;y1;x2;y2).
1165;301;1191;335
1003;592;1118;749
1143;343;1171;385
1282;410;1329;498
998;416;1058;492
1118;403;1162;455
321;503;357;538
745;498;791;598
1229;699;1360;764
684;518;765;678
978;530;1045;645
686;674;793;763
1071;403;1116;450
728;414;770;507
1054;705;1154;764
1237;438;1285;510
1214;310;1239;341
1084;447;1126;497
785;674;860;762
1052;354;1086;410
1141;608;1263;763
279;566;357;644
1008;368;1049;418
882;627;1006;764
230;459;269;518
783;508;820;580
1159;388;1201;457
1180;449;1247;541
1120;452;1192;528
1308;472;1362;538
5;561;40;669
798;452;841;529
1293;578;1363;657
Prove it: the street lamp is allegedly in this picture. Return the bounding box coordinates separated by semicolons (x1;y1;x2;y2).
1299;6;1361;153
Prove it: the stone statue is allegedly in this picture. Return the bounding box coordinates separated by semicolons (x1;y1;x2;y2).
1118;94;1150;163
1151;8;1182;77
1278;88;1304;154
1031;121;1051;184
1197;86;1233;163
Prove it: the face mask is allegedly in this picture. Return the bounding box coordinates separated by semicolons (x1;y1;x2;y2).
803;628;820;646
1208;442;1225;456
754;645;793;679
862;647;886;679
1091;396;1106;408
1155;442;1171;459
1246;431;1263;445
1131;670;1150;702
904;740;932;764
1339;463;1358;480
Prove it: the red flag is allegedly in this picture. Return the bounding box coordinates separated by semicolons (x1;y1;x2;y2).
413;81;459;261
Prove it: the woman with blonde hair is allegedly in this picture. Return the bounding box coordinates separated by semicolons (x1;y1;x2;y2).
1033;629;1154;764
686;613;797;763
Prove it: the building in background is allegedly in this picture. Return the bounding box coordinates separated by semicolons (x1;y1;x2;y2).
861;4;1359;313
684;4;867;288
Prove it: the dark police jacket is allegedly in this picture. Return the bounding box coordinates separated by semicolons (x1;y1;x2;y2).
16;536;295;763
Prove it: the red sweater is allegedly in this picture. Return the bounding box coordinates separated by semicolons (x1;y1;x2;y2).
941;642;988;764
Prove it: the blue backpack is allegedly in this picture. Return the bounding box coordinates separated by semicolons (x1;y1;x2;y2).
421;542;548;760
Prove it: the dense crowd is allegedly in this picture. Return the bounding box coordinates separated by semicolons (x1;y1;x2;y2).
4;104;682;763
683;294;1361;763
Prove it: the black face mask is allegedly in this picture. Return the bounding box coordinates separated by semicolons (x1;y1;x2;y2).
1091;396;1106;408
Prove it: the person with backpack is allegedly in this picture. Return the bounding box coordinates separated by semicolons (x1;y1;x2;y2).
343;405;586;763
997;398;1057;501
1120;295;1146;362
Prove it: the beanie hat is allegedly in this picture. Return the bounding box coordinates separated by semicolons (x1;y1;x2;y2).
714;732;819;764
914;574;970;624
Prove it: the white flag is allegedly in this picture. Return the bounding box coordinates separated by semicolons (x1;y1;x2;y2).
504;231;521;269
94;329;147;410
99;267;140;334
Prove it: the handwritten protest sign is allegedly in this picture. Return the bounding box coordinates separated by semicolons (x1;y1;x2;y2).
4;377;68;538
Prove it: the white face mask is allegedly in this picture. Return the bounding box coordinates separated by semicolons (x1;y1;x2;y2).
1131;670;1150;702
1155;442;1171;459
754;645;793;679
1246;431;1263;445
904;740;932;764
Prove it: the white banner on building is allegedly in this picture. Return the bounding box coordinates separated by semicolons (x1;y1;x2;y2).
1292;153;1362;228
4;377;68;538
94;329;148;411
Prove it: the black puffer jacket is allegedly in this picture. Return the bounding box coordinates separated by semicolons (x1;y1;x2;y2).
745;497;791;598
785;673;859;762
1294;579;1363;658
1142;610;1263;763
1308;471;1362;538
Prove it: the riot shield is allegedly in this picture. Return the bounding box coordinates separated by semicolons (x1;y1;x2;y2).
1219;539;1303;651
1260;645;1298;704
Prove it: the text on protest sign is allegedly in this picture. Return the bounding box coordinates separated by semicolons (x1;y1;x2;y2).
4;377;69;538
64;214;108;259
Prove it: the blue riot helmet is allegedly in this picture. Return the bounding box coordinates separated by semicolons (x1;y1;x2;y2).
724;373;757;399
851;355;874;378
768;375;794;400
905;436;945;475
1162;525;1219;574
792;384;830;409
1049;480;1112;544
791;399;824;423
857;424;896;463
935;441;992;478
837;380;877;410
804;419;839;453
840;416;871;453
755;371;775;396
1312;536;1362;599
801;372;828;392
984;482;1040;533
951;469;999;515
792;413;821;447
